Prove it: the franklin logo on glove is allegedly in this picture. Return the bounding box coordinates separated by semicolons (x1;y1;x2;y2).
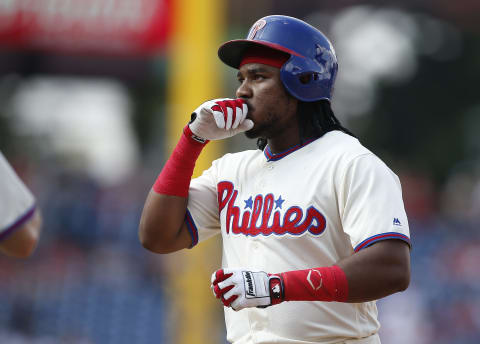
243;271;256;297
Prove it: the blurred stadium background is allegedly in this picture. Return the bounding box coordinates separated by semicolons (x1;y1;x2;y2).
0;0;479;343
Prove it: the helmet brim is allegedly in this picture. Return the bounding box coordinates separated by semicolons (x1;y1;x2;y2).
218;39;302;69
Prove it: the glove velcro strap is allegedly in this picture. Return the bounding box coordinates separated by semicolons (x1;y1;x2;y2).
268;275;285;305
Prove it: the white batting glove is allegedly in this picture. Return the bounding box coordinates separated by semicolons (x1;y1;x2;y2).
211;268;283;311
188;98;254;141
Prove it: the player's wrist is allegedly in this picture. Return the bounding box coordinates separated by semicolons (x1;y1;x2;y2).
184;123;209;145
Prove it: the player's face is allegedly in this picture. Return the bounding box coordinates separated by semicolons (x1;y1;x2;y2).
236;63;298;141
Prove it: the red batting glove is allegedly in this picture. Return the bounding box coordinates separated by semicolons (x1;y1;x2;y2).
189;98;254;141
210;268;284;311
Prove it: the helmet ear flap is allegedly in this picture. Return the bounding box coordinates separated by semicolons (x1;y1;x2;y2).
298;72;321;85
280;54;337;102
299;73;312;85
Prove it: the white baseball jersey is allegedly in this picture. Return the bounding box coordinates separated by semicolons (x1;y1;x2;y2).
185;130;410;344
0;151;36;241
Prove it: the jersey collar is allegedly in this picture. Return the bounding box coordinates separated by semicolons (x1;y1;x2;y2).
263;137;318;161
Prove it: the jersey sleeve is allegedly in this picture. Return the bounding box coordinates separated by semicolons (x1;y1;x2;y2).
0;152;36;241
339;153;410;252
185;160;221;248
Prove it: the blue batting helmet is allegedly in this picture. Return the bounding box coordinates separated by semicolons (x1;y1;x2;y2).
218;15;338;102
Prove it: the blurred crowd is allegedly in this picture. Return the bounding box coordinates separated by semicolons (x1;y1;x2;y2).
0;154;479;344
0;160;169;344
378;166;480;344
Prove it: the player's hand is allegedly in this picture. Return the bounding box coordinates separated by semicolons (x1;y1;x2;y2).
211;268;283;311
189;98;254;141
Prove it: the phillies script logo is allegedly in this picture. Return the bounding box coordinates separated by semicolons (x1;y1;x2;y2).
217;181;326;236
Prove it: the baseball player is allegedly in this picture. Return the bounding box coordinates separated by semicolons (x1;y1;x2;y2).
0;151;42;258
140;15;411;344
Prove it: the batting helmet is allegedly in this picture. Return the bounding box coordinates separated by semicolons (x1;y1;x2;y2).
218;15;338;102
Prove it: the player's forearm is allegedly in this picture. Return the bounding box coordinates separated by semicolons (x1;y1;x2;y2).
336;240;411;302
139;191;191;253
139;125;207;253
211;240;410;310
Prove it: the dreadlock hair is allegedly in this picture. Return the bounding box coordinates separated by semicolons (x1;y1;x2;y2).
256;100;356;150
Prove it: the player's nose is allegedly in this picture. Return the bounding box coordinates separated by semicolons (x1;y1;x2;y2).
236;81;252;99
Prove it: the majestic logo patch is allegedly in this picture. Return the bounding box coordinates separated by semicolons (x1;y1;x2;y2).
248;19;266;40
217;181;327;237
393;218;402;226
243;271;256;298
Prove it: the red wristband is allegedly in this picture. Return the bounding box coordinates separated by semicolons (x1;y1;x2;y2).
152;125;208;197
271;265;348;303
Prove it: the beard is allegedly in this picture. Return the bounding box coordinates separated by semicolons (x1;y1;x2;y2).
244;126;263;139
243;109;278;139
